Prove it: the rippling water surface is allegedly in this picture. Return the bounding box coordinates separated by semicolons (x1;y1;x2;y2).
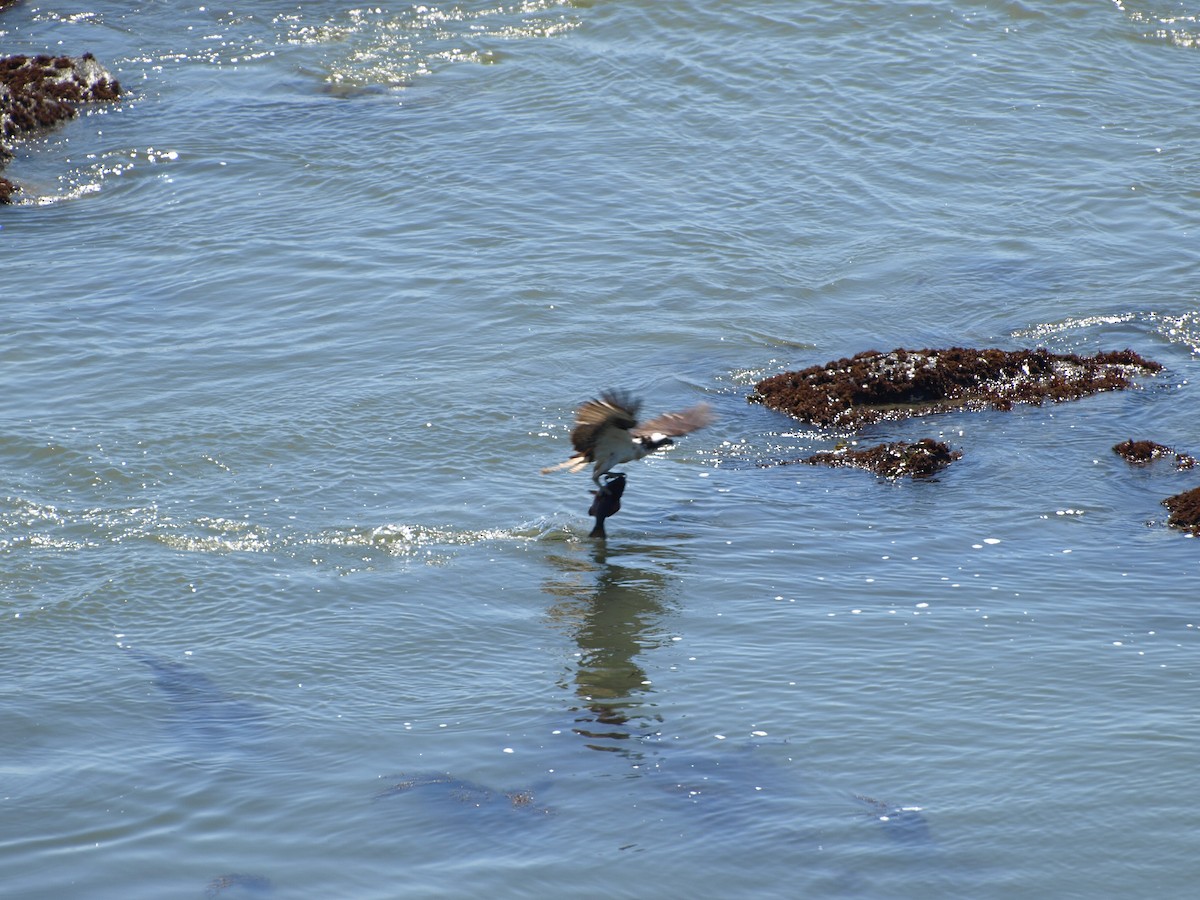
3;1;1200;897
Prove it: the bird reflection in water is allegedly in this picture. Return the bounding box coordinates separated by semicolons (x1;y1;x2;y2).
542;541;680;755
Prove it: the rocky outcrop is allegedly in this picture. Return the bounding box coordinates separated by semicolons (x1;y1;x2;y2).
1164;486;1200;536
1111;440;1200;537
751;347;1162;429
0;52;122;202
781;438;961;479
749;348;1200;541
1112;439;1196;470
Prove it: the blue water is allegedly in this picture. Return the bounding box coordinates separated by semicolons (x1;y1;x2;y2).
3;1;1200;897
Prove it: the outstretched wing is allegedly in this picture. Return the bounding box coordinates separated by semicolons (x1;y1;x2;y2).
632;402;714;439
570;391;641;454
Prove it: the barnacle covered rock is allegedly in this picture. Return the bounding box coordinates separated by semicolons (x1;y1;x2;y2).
795;438;962;479
1;52;122;202
751;347;1162;429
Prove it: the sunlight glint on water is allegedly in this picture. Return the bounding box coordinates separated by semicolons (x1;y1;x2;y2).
3;1;1200;898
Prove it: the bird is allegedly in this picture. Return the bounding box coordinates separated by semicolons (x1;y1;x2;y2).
541;390;714;488
587;471;626;539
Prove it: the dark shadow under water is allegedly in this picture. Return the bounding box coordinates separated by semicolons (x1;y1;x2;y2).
124;647;269;755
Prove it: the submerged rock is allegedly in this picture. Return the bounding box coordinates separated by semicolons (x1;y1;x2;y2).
751;347;1162;429
855;795;935;849
374;773;551;815
126;649;267;753
785;438;961;479
0;52;122;202
204;873;273;899
1112;439;1196;470
1163;486;1200;536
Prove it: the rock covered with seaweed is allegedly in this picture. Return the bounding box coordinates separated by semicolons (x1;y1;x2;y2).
773;438;962;479
1163;486;1200;536
745;347;1200;541
1110;440;1200;537
751;347;1162;429
0;52;122;202
1112;439;1196;470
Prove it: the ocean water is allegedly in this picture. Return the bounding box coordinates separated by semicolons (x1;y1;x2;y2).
3;0;1200;897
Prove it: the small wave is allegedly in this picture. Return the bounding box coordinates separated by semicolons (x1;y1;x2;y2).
1013;313;1139;340
1116;0;1200;49
312;521;538;562
1145;311;1200;356
0;495;552;564
0;499;266;554
152;516;275;554
43;146;180;206
279;1;583;91
1014;310;1200;355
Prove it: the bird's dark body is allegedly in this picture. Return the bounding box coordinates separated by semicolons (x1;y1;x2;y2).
588;473;626;539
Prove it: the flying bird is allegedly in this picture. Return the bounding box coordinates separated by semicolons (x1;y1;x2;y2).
541;390;714;487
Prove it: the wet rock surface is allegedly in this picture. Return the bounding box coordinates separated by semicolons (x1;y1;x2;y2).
1163;486;1200;536
774;438;962;479
0;52;122;202
1112;439;1196;470
747;346;1200;543
751;347;1162;429
1110;440;1200;537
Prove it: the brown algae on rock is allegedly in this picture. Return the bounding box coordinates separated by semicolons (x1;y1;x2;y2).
1112;439;1196;470
772;438;962;479
751;347;1162;429
1163;486;1200;536
807;438;961;479
0;52;122;202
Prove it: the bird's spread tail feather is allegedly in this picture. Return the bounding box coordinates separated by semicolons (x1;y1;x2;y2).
541;457;588;475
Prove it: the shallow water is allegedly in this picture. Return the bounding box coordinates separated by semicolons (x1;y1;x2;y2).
3;1;1200;897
